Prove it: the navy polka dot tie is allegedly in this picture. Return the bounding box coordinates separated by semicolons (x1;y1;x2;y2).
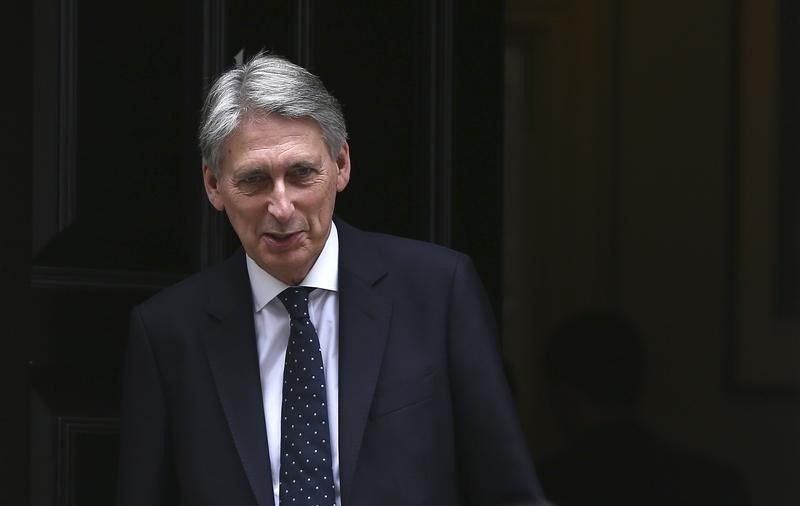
277;287;335;506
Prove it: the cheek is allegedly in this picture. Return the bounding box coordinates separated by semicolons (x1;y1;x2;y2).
304;190;336;219
315;197;336;225
227;198;263;227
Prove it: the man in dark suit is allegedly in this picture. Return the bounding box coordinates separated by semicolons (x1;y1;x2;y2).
118;52;545;506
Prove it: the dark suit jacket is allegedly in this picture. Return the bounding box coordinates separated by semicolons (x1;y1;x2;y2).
118;219;544;506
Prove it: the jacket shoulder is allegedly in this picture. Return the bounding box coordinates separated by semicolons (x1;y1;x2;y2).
365;230;467;266
134;251;248;322
336;218;469;274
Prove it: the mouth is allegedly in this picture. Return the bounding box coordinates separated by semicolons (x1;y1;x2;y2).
262;231;303;251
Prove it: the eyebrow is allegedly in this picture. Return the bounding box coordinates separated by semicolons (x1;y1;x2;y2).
288;161;319;170
232;155;323;176
233;166;268;177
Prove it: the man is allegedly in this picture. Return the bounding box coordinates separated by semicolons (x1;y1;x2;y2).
118;52;544;506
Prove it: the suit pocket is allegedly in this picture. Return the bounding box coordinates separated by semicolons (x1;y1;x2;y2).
369;369;438;420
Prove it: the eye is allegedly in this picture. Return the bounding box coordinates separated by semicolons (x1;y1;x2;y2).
234;171;269;192
290;165;316;180
242;174;264;184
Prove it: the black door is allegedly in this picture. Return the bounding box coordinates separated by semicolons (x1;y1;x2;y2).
2;1;504;504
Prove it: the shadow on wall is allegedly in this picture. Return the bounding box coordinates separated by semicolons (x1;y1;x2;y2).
536;311;749;506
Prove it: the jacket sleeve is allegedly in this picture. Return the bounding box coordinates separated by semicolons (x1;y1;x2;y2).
447;255;548;506
117;307;178;505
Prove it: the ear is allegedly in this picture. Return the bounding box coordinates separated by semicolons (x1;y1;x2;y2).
335;141;351;192
202;165;226;211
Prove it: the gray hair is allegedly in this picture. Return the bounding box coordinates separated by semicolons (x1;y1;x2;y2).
198;52;348;176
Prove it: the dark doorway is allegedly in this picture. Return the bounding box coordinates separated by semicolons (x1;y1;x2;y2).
2;1;505;503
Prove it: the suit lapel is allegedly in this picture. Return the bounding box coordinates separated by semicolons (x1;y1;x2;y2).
335;220;392;505
201;252;274;506
198;222;391;506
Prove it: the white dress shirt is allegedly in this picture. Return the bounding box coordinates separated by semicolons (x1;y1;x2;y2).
246;223;341;506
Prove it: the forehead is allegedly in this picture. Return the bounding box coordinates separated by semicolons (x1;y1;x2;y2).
222;114;328;166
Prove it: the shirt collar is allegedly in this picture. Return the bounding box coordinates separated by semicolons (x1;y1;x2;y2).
246;222;339;312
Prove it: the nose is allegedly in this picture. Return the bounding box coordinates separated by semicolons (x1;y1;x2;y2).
267;179;294;221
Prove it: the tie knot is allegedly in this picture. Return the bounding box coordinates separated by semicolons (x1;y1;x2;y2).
277;286;313;319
